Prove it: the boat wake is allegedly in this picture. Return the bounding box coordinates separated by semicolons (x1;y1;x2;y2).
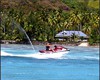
1;50;98;60
1;51;68;59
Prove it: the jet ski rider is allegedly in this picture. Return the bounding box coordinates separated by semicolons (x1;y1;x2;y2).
46;42;51;51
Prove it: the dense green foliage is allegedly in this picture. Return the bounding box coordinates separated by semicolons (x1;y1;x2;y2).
1;0;100;45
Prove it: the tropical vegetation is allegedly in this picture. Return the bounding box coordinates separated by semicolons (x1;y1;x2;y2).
0;0;99;45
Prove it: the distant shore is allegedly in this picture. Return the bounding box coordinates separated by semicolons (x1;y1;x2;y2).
1;40;99;48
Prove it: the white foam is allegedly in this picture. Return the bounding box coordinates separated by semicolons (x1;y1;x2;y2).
1;50;68;59
1;51;99;60
1;51;13;56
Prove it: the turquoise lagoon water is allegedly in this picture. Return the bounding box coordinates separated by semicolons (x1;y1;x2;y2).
1;44;99;80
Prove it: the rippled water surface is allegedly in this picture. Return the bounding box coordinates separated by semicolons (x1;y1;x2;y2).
1;44;99;80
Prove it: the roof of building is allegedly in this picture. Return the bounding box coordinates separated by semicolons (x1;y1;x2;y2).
55;30;88;38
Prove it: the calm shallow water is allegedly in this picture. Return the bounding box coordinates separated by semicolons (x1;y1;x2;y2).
1;44;99;80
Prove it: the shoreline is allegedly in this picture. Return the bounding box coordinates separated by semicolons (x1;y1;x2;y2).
1;40;99;48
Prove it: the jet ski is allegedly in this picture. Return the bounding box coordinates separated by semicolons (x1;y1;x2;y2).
39;46;70;54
